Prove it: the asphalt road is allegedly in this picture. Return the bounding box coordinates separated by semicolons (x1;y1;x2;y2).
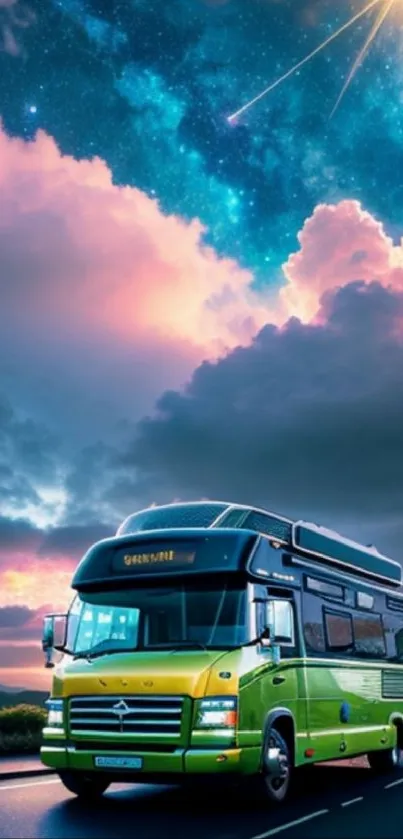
1;761;403;839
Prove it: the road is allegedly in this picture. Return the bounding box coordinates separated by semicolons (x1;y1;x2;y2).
1;760;403;839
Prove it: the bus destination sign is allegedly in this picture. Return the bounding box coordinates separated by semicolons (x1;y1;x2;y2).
112;547;196;574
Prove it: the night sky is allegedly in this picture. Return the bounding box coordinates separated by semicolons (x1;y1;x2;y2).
1;0;403;687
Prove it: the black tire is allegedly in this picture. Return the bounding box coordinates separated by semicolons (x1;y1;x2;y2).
58;770;110;799
257;727;293;806
367;746;402;774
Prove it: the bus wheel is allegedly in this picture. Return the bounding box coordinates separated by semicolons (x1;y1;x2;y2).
260;727;292;805
367;747;401;774
58;770;110;799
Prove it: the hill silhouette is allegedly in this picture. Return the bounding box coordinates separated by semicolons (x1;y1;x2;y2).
0;685;47;709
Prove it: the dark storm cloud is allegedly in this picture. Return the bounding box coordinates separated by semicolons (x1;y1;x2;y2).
116;282;403;547
0;515;42;551
0;514;113;564
39;522;114;558
0;396;57;471
0;395;60;514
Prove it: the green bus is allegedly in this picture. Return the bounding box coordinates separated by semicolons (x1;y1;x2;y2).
41;500;403;805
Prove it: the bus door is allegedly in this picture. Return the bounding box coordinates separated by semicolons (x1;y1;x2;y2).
260;589;306;740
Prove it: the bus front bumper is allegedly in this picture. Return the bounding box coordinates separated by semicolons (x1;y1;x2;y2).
40;743;260;780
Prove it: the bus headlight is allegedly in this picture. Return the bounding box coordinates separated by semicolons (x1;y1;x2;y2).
195;697;238;729
46;699;64;728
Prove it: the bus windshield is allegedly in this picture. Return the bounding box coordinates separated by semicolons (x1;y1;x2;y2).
66;580;248;657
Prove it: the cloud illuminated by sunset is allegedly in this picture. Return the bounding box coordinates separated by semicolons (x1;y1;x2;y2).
0;125;275;358
2;123;403;382
281;199;403;322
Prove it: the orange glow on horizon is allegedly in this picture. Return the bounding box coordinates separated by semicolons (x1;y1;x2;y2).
0;565;74;610
0;668;52;692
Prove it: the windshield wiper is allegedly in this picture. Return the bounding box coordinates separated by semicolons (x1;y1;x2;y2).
148;641;208;651
73;641;131;661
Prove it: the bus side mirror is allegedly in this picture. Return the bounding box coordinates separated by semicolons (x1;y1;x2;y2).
265;600;294;646
42;614;67;669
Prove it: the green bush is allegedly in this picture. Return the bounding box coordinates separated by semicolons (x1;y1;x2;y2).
0;704;47;755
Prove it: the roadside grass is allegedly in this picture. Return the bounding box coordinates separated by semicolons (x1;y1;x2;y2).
0;704;47;755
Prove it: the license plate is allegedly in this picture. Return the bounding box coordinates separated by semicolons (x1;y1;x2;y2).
94;756;143;770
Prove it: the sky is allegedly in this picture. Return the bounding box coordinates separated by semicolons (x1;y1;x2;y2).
1;0;403;690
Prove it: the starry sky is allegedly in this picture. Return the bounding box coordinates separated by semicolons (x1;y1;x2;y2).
1;0;403;688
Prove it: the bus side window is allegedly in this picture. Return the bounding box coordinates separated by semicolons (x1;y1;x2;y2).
302;591;326;655
383;611;403;661
324;609;353;652
352;612;386;659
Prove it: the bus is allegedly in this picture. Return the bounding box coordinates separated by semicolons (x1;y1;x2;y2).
41;500;403;805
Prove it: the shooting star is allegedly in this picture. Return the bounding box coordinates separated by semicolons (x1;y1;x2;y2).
227;0;397;123
330;0;396;117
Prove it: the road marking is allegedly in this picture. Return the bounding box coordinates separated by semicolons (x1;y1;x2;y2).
250;809;329;838
384;777;403;789
341;796;363;807
0;779;60;792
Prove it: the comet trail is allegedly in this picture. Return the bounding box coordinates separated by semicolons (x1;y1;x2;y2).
330;0;396;117
227;0;397;123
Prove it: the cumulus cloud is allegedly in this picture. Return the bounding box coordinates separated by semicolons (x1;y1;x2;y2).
0;124;276;451
280;199;403;322
115;281;403;555
3;125;401;463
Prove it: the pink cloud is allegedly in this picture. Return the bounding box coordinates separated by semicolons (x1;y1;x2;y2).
5;127;403;453
3;129;403;399
0;126;270;355
280;199;403;322
0;124;277;448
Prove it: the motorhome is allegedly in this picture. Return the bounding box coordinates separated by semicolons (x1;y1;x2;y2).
41;501;403;804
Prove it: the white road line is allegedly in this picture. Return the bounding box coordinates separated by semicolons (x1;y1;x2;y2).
250;809;329;839
0;779;60;792
384;777;403;790
341;796;363;807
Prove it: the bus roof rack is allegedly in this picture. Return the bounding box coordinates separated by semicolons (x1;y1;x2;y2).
290;520;402;587
213;503;401;588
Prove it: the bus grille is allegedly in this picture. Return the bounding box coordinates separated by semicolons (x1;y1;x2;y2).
69;695;184;737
